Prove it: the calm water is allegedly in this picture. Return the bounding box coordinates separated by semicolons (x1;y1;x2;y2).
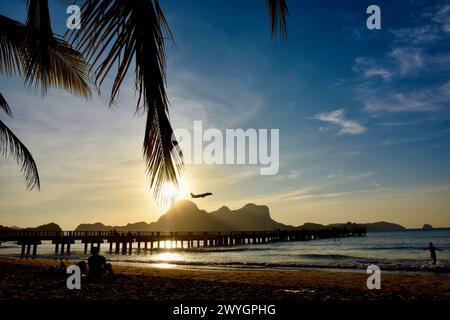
1;229;449;272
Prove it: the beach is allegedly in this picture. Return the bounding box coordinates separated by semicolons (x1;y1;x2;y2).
1;257;449;301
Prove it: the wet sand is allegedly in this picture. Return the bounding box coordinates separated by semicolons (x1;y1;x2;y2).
1;257;449;301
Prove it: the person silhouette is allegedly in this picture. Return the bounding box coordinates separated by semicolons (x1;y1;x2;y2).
88;246;107;281
423;242;442;265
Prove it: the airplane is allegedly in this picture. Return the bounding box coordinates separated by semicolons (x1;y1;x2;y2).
190;192;213;198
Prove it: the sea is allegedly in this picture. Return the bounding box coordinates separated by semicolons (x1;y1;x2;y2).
1;229;449;272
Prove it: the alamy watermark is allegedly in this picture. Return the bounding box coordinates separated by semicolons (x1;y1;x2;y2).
366;5;381;30
66;4;81;30
366;264;381;289
66;265;81;290
173;121;279;175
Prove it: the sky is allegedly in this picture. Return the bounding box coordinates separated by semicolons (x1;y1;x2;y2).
1;0;450;229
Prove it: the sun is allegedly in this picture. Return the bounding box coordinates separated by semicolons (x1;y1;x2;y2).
162;183;177;199
160;178;189;204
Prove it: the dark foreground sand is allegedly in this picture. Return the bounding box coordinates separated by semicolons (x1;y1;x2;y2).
1;258;449;301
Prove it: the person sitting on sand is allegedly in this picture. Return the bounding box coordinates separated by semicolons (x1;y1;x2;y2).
423;242;442;265
88;247;107;281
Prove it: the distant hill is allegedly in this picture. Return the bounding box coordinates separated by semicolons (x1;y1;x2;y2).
75;200;294;232
327;221;406;232
73;200;406;232
423;224;433;230
31;223;62;232
298;223;327;231
0;223;62;232
0;225;16;231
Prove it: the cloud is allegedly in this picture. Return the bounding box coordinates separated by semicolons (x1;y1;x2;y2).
168;70;264;130
363;68;394;81
353;1;450;116
392;25;441;45
353;2;450;88
389;47;425;75
392;3;450;45
362;80;450;113
430;3;450;32
353;57;394;81
311;109;367;135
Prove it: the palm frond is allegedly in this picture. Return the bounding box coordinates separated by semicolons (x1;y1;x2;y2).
267;0;289;40
25;0;53;73
23;0;92;98
0;14;25;76
144;106;183;205
24;38;94;98
0;119;40;190
0;92;13;117
67;0;181;204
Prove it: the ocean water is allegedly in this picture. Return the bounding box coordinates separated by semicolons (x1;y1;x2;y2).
1;229;449;272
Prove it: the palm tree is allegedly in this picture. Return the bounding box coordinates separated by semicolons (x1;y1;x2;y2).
66;0;289;203
1;0;288;203
0;0;92;190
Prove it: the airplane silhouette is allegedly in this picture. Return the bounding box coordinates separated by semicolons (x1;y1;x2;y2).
190;192;213;198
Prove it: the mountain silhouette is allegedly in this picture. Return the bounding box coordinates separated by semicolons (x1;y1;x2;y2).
0;201;408;232
0;222;62;232
75;200;294;232
73;200;406;232
327;221;405;232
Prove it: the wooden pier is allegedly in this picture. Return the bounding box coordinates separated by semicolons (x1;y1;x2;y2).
0;228;366;257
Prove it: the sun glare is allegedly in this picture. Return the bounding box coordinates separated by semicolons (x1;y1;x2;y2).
160;179;189;205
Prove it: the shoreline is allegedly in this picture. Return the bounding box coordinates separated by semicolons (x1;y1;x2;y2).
1;257;449;301
1;253;448;275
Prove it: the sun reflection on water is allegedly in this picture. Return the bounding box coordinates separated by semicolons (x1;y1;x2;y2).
152;263;177;269
152;252;183;262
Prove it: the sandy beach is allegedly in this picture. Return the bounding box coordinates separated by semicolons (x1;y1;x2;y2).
1;257;449;301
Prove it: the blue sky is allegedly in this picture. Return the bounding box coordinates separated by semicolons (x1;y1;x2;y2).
1;0;449;228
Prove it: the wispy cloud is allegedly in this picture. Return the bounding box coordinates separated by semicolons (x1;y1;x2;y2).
311;109;366;135
427;3;450;33
389;47;425;76
362;80;450;113
391;3;450;45
168;70;264;130
353;57;394;81
363;68;394;81
392;25;441;45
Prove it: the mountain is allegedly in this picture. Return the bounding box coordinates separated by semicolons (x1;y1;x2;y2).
298;223;327;230
327;221;406;232
25;222;62;232
73;200;406;232
75;200;294;232
0;223;62;232
423;224;433;230
0;225;16;231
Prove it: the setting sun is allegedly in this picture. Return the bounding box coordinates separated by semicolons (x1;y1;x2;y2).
160;179;189;205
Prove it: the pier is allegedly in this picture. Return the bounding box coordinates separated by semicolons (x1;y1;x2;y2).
0;228;366;257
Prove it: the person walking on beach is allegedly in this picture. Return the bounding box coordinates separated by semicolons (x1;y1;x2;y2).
423;242;442;265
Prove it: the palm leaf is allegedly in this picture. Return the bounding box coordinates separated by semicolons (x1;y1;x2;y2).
67;0;181;204
267;0;289;40
23;0;92;98
0;119;40;190
0;14;25;76
0;92;13;117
